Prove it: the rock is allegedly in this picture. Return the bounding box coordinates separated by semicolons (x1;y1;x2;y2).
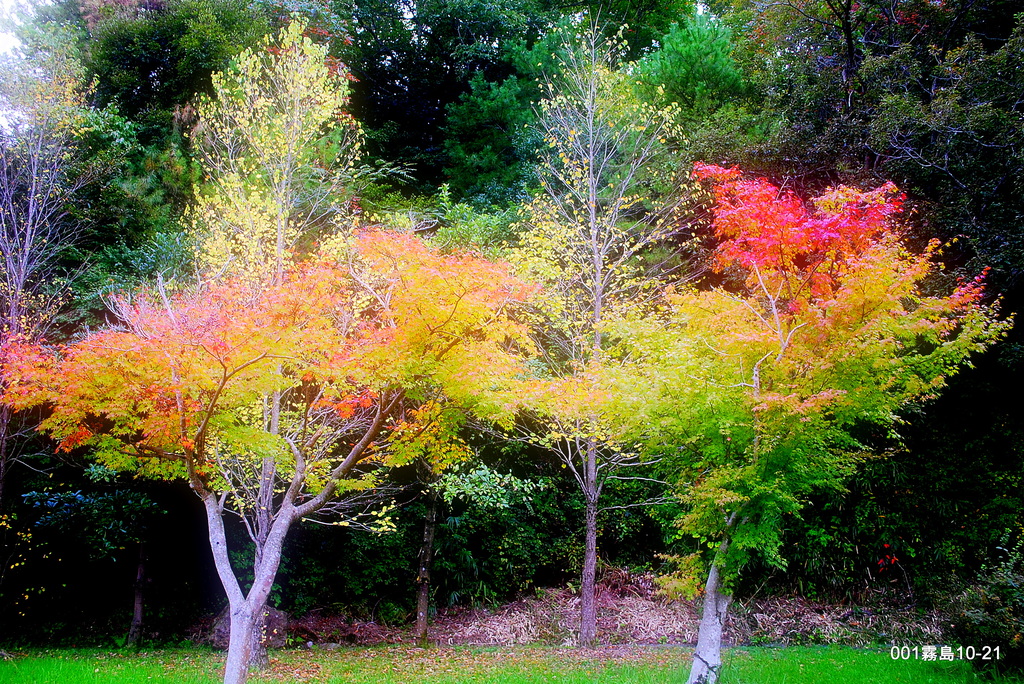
209;606;290;649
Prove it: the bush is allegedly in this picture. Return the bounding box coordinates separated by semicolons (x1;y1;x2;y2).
950;533;1024;673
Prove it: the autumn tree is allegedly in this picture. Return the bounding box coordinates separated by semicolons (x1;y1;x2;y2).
0;33;96;508
608;164;1009;683
4;22;535;684
176;21;366;674
189;19;362;284
510;23;689;647
3;234;534;684
668;0;1024;616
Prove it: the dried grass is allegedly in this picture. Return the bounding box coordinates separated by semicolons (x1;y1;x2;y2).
275;569;949;649
289;612;404;646
732;592;947;646
425;570;702;647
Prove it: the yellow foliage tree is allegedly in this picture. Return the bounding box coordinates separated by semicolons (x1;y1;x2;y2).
191;19;361;284
510;22;693;648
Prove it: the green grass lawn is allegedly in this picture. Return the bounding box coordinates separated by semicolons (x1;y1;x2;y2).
0;645;1019;683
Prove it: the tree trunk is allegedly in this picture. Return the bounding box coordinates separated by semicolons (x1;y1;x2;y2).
0;405;11;511
414;490;439;647
225;534;289;682
126;541;145;647
222;562;284;683
204;493;292;684
579;494;598;647
223;604;258;684
248;608;269;670
579;438;599;648
688;542;732;684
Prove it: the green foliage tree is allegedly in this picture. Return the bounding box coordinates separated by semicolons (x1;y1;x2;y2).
346;0;540;189
86;0;270;125
510;23;689;647
348;0;696;194
863;18;1024;281
609;164;1008;683
748;351;1024;602
440;19;589;205
409;452;545;646
443;72;540;205
710;0;1024;281
78;0;271;290
639;13;745;115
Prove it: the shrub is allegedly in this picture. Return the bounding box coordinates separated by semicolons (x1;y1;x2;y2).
950;533;1024;673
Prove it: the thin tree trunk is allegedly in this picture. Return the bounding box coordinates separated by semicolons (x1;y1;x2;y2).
579;438;599;648
229;526;290;683
222;560;286;684
414;490;439;647
688;541;732;684
126;541;145;647
579;495;598;647
0;405;12;511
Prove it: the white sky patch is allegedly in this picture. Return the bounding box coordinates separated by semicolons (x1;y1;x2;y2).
0;0;23;131
0;0;23;56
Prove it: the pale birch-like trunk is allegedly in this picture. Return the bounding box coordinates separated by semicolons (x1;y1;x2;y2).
241;386;282;670
688;541;732;684
203;493;293;684
192;394;392;684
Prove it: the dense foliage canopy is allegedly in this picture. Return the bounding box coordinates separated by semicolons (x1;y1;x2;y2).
0;0;1021;679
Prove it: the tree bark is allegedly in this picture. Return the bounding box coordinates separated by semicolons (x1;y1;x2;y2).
222;563;284;683
204;493;292;684
125;541;145;647
579;438;599;648
248;608;269;670
226;535;289;683
413;490;440;647
579;494;599;647
0;408;9;511
688;541;732;684
223;605;258;684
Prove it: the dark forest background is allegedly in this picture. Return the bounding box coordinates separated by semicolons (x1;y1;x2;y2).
0;0;1021;656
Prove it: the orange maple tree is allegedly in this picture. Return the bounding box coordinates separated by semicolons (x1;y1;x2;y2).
3;230;534;684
